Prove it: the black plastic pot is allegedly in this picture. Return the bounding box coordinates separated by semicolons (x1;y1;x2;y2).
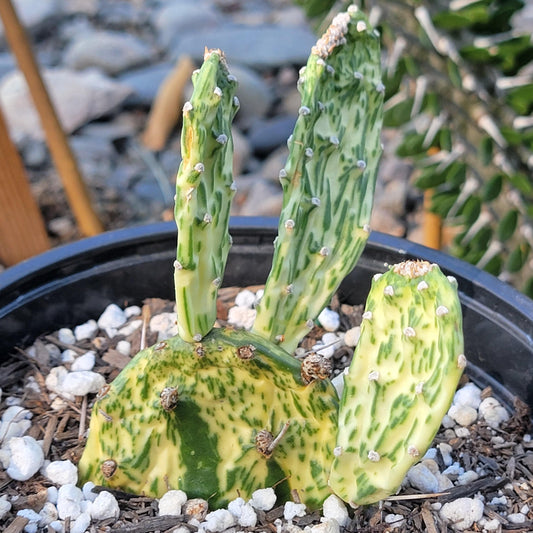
1;217;532;411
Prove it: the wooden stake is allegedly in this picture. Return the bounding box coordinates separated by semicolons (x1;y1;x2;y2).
0;105;49;265
141;55;195;151
0;0;103;236
423;189;442;250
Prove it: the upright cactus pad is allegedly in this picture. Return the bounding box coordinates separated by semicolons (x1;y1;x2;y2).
174;49;238;342
329;260;465;505
253;7;384;353
78;328;338;509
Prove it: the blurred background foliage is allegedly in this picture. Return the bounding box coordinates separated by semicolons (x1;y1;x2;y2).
295;0;533;297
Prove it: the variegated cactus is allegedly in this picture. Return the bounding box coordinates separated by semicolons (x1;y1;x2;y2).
174;49;238;343
79;5;465;512
329;260;465;505
253;6;384;353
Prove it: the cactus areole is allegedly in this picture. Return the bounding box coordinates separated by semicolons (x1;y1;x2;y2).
79;6;465;510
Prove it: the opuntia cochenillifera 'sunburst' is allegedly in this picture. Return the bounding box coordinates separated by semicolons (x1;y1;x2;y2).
78;328;338;509
253;6;384;353
79;5;466;512
174;48;238;343
329;260;465;505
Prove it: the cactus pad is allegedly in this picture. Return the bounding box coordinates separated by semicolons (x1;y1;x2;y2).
174;49;238;342
78;328;338;509
329;260;465;505
253;7;384;353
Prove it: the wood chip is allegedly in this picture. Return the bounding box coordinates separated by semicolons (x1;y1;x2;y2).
4;516;29;533
102;348;132;370
42;414;58;457
111;515;189;533
421;504;439;533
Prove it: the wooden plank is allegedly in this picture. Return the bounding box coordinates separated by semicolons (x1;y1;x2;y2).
0;105;49;266
0;0;103;237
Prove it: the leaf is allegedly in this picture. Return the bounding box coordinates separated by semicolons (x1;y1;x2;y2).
497;210;519;241
479;137;493;166
483;174;503;202
433;5;490;30
483;254;504;277
439;128;453;152
507;84;533;115
383;98;414;128
509;173;533;196
507;243;531;273
459;195;482;225
415;167;447;189
396;132;427;157
444;162;467;188
431;189;461;217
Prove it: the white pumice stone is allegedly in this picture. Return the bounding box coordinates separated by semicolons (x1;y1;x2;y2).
235;289;257;309
6;436;44;481
437;443;453;466
407;461;440;493
71;351;96;372
311;518;340;533
490;495;507;505
422;448;438;461
317;308;340;332
448;404;478;427
150;312;178;341
17;509;41;532
71;512;91;533
227;306;256;330
344;326;360;347
45;366;70;396
481;518;503;531
453;382;482;409
158;490;187;516
98;303;127;337
313;342;335;359
455;427;471;438
82;481;97;502
457;470;479;485
39;501;59;526
58;328;76;345
203;509;236;532
116;340;131;356
237;502;257;527
61;349;77;363
384;514;405;528
0;495;12;520
74;319;98;341
57;484;84;520
442;462;465;477
441;414;455;429
0;405;32;440
250;487;276;511
124;305;141;317
47;486;58;504
283;501;307;521
322;494;349;527
439;498;484;531
254;289;264;306
228;497;257;527
90;490;120;520
44;460;78;485
330;373;344;398
59;370;106;396
478;397;509;428
118;319;142;337
322;332;342;349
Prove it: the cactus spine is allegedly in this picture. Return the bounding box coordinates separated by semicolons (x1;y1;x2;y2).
78;328;338;509
174;49;238;342
253;6;384;353
329;260;465;505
